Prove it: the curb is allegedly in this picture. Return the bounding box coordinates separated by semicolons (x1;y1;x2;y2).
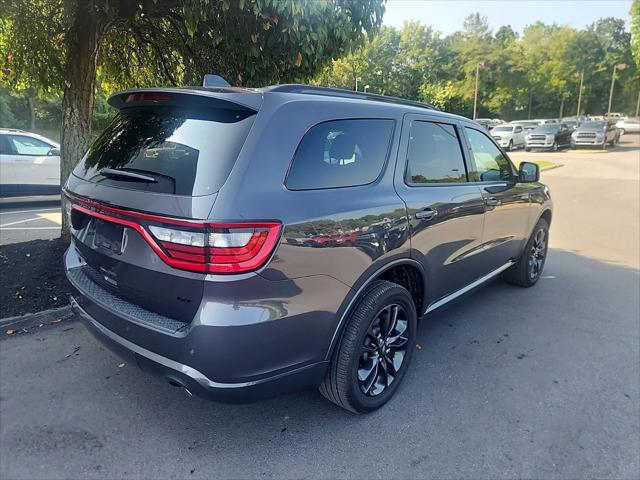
1;305;74;334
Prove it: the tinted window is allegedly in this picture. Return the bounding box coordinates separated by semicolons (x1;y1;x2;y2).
405;121;467;184
286;119;394;190
0;136;11;155
8;135;53;155
465;127;514;182
73;107;255;196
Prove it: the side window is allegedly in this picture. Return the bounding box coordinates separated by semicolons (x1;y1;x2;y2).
405;121;467;184
8;135;53;156
464;127;514;182
0;136;11;155
515;126;523;133
286;119;394;190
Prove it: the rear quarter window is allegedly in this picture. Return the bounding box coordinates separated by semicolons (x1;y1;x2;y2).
286;119;394;190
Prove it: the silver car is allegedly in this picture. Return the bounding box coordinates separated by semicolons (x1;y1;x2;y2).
616;119;640;135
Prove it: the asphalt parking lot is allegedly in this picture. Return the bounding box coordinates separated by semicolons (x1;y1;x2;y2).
0;196;61;245
0;136;639;479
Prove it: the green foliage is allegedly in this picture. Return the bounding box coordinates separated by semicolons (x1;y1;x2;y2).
633;0;640;69
316;14;639;118
0;0;384;136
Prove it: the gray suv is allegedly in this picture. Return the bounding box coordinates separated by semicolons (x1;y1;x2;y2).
64;84;552;413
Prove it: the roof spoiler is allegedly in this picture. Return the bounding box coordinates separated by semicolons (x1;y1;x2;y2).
107;87;262;112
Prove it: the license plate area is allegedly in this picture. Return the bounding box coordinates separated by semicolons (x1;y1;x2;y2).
93;219;125;254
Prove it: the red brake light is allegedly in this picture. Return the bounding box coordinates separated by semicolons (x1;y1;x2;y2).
66;194;281;275
124;92;171;103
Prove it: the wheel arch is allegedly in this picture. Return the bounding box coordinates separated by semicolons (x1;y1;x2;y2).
324;258;426;361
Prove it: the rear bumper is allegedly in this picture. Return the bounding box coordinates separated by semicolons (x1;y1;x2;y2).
65;243;349;402
71;297;327;402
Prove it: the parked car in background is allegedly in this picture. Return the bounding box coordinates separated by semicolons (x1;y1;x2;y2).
604;112;624;120
562;115;588;126
571;121;620;149
476;118;498;130
509;120;540;132
533;118;558;125
616;118;640;135
490;124;526;150
0;129;60;197
63;83;552;413
525;123;572;151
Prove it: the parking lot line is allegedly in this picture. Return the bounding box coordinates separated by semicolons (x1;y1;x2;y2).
0;207;60;216
0;217;46;228
37;212;62;225
0;227;60;230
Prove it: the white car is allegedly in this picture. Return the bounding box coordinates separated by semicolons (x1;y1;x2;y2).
0;129;60;197
616;118;640;135
490;124;526;151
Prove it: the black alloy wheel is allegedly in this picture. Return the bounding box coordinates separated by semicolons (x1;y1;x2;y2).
528;227;547;281
357;304;409;397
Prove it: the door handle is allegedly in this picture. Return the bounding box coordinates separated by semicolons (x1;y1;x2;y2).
415;208;437;220
485;197;500;207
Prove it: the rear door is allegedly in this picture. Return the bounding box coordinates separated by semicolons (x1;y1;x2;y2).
66;92;259;323
513;125;525;146
0;135;18;196
394;113;487;304
462;125;532;272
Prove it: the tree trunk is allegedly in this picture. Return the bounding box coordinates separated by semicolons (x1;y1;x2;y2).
60;1;105;238
26;92;35;131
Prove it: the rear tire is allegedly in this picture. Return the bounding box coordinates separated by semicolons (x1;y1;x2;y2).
503;218;549;288
319;280;417;413
525;147;531;152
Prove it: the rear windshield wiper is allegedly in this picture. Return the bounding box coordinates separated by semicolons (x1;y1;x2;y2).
99;168;158;183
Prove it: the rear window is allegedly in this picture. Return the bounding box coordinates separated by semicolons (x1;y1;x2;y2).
73;107;255;196
286;119;394;190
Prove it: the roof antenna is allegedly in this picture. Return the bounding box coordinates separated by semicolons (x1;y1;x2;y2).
202;74;231;88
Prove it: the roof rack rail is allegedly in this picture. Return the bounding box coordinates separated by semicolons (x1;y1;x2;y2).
266;84;437;111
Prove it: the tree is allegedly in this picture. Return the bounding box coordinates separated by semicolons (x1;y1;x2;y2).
632;0;640;70
1;0;384;234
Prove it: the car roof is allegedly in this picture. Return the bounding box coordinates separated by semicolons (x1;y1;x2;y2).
0;129;59;146
108;84;472;125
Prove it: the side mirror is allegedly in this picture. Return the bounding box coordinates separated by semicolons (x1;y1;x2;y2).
48;147;61;156
519;161;539;182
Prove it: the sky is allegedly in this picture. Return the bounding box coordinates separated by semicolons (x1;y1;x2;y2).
382;0;633;34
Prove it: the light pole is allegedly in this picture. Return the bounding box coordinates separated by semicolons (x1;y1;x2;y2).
576;70;584;116
364;85;370;93
355;76;362;92
473;62;484;120
607;63;626;116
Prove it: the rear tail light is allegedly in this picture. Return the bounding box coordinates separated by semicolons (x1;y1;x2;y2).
66;194;281;274
150;223;281;274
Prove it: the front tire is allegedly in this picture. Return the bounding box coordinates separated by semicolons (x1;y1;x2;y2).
319;280;417;413
552;141;558;151
503;218;549;288
507;140;513;151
